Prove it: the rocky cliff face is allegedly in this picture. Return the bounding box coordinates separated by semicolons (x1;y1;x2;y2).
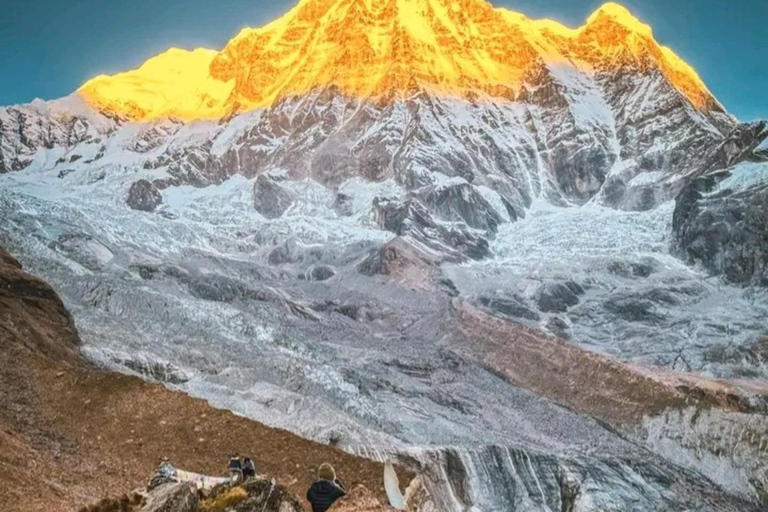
672;121;768;286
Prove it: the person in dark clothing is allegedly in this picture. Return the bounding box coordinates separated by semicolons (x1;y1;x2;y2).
228;453;243;481
307;463;346;512
242;457;256;479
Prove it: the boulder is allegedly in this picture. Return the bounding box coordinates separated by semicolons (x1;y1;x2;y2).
359;239;436;278
307;265;336;281
142;482;198;512
253;175;296;219
536;282;583;313
127;179;163;212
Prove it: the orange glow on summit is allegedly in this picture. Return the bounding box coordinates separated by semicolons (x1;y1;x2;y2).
77;0;719;121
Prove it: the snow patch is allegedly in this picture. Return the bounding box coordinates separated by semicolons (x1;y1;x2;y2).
713;162;768;193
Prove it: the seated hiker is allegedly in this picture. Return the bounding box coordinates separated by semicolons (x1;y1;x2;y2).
242;457;256;479
228;452;243;481
307;463;346;512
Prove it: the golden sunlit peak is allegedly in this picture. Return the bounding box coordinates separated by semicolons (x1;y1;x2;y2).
76;0;720;121
78;47;234;121
586;2;653;36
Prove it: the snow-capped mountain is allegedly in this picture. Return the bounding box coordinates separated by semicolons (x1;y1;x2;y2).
2;0;768;510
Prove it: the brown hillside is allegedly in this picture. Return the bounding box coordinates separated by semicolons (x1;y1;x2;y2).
0;248;407;512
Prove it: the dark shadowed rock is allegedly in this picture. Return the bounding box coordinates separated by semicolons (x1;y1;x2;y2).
537;282;583;313
253;174;296;219
358;238;435;278
0;248;81;361
672;127;768;287
333;193;354;217
413;182;503;232
372;197;490;262
607;259;656;278
127;179;163;212
604;296;664;323
307;265;336;281
478;295;540;322
545;316;572;339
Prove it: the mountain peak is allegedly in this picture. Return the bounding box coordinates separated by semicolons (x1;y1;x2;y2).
78;47;233;121
74;0;720;121
587;2;652;36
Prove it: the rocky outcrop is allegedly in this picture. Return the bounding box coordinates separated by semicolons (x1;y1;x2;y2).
372;197;490;262
694;121;768;178
206;479;303;512
673;173;768;286
253;175;296;219
412;182;503;232
0;101;108;174
306;265;336;281
536;281;584;313
142;483;198;512
358;238;437;280
127;179;163;212
672;125;768;285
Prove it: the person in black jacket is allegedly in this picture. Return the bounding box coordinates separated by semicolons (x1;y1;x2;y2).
307;463;346;512
242;457;256;479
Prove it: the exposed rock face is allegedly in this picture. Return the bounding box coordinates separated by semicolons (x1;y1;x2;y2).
673;176;768;286
372;197;490;262
358;238;436;280
477;294;540;322
0;99;106;174
127;179;163;212
306;265;336;281
253;175;297;219
672;124;768;286
412;182;503;232
536;281;584;313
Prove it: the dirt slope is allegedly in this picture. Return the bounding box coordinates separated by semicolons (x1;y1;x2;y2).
0;248;406;512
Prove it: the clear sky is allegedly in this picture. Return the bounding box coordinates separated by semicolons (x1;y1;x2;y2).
1;0;765;120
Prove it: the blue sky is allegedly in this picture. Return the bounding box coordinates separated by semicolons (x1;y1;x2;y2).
1;0;765;120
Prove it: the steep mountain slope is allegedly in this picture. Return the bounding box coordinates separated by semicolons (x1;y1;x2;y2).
3;1;736;213
2;0;768;510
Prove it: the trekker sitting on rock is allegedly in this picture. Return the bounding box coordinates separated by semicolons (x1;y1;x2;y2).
228;452;243;481
242;457;256;479
307;463;347;512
